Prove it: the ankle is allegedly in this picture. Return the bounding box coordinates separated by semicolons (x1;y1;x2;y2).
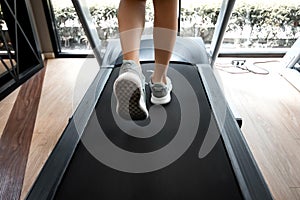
123;59;142;71
152;63;168;84
151;75;167;84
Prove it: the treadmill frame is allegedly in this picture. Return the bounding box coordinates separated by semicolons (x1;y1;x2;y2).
26;1;273;199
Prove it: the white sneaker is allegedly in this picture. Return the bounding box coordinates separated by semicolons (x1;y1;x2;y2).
113;60;149;120
149;77;172;105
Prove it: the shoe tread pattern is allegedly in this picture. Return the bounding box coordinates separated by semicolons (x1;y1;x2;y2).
115;79;147;120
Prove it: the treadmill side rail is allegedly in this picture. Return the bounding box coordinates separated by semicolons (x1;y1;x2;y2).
197;64;273;200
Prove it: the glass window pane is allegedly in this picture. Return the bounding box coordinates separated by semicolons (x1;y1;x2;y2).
227;0;299;49
50;0;300;54
50;0;119;53
181;0;300;49
180;0;222;47
50;0;155;53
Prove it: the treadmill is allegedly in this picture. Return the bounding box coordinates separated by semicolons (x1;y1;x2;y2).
26;0;273;199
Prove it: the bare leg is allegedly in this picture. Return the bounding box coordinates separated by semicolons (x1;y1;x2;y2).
118;0;146;66
152;0;178;83
115;0;149;120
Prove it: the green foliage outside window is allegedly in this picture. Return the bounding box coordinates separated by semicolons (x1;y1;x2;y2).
53;3;300;50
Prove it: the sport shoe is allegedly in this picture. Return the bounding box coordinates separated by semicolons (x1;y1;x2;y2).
149;77;172;105
113;60;149;120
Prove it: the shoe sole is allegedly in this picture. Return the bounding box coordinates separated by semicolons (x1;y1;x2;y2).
114;73;148;120
151;93;171;105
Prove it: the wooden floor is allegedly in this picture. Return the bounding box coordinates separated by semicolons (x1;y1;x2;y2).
0;59;16;77
0;57;299;200
215;58;300;200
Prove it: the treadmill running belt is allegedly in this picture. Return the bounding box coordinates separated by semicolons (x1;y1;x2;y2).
53;63;243;200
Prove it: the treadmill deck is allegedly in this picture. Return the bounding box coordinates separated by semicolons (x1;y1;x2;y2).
54;63;243;200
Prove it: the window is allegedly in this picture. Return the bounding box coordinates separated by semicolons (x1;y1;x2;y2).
48;0;154;55
180;0;222;45
49;0;121;54
46;0;300;56
180;0;300;49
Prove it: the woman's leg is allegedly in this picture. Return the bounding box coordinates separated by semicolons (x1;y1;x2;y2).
152;0;178;83
118;0;146;66
114;0;148;120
